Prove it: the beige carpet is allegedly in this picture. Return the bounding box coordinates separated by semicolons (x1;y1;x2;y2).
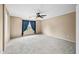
4;35;76;54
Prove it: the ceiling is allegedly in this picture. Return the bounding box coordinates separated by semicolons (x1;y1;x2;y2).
6;4;76;20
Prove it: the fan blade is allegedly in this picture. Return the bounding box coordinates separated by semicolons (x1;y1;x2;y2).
40;15;47;18
41;15;47;16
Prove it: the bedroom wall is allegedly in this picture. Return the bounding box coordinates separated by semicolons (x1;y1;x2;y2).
0;4;3;53
4;5;10;48
10;16;42;38
36;20;42;34
10;16;22;38
41;12;76;42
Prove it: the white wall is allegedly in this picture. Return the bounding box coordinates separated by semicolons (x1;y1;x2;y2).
76;5;79;53
4;5;10;48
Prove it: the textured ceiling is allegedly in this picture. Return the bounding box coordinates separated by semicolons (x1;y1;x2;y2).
6;4;76;20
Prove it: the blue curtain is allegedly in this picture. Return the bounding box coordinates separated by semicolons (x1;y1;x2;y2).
30;21;36;33
22;20;29;36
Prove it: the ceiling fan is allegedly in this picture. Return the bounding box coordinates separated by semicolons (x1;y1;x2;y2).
30;9;47;19
36;12;47;18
